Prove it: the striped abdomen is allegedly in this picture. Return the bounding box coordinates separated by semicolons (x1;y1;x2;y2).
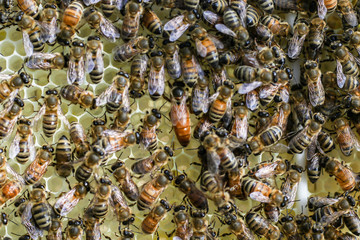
32;202;51;230
209;99;227;123
101;0;117;17
75;164;92;182
17;138;31;164
28;25;45;52
43;110;57;138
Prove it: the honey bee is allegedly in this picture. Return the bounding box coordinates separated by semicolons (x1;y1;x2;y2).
308;195;346;211
170;86;191;147
69;122;90;159
241;178;284;206
324;226;357;240
291;91;312;128
307;18;326;59
113;36;154;62
74;145;106;182
190;26;220;69
65;219;83;240
83;207;101;240
306;150;323;184
109;184;133;222
0;0;13;10
39;3;58;45
163;10;199;42
95;71;130;113
323;157;358;191
0;161;24;207
248;158;288;180
280;214;301;240
334;46;359;89
25;52;65;70
23;145;53;185
343;209;360;237
209;81;234;123
121;0;143;41
18;0;39;19
334;118;360;156
111;160;139;202
148;51;165;100
32;89;69;138
84;8;120;41
288;18;309;60
142;199;171;234
175;174;208;210
304;60;325;107
312;195;354;225
142;8;162;34
54;135;73;178
337;0;357;27
129;54;148;98
21;186;52;240
229;104;249;143
281;167;302;208
191;77;209;116
57;1;84;45
193;115;213;139
67;39;86;85
9;117;35;164
88;177;112;219
0;97;24;140
119;228;135;240
137;170;172;210
171;205;192;239
137;109;161;151
163;40;181;80
47;218;62;240
54;181;90;216
180;41;204;87
261;14;290;37
245;208;280;239
228;215;255;240
86;36;104;84
98;129;136;154
61;84;96;109
17;14;44;56
112;107;131;131
90;118;107;143
288;119;322;154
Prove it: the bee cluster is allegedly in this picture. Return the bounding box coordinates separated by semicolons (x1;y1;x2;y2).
1;0;360;239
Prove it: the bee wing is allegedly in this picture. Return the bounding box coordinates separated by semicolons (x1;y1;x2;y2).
280;85;289;103
317;0;327;19
0;74;11;81
336;60;346;89
196;39;207;58
164;15;184;31
110;185;128;208
9;132;20;160
286;182;299;209
208;34;224;50
321;210;347;224
308;78;325;107
22;31;34;57
246;90;259;111
83;0;101;5
207;150;220;174
269;143;289;153
194;55;205;80
116;0;128;10
122;86;130;111
208;92;219;105
203;10;221;25
238;81;263;94
54;188;78;216
22;202;43;239
259;83;279;99
234;114;248;141
234;1;247;27
100;16;120;41
288;32;306;59
86;51;95;73
40;17;58;44
67;57;85;85
193;87;209;113
169;23;190;42
26;52;57;69
31;104;46;132
254;163;278;179
344;12;358;27
96;83;116;107
348;51;360;66
215;24;237;37
96;46;104;72
148;65;165;96
28;135;36;162
249;192;271;203
6;163;25;184
349;127;360;151
57;105;70;129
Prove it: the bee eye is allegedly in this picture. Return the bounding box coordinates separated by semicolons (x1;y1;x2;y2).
46;90;52;95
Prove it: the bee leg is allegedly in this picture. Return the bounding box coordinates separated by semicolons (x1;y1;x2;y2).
103;235;112;240
46;70;52;82
165;229;175;237
66;178;71;190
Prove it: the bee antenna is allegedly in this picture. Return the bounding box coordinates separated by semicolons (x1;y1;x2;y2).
40;134;49;145
85;110;97;118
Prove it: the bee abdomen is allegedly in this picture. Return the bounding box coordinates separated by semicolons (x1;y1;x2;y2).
32;202;51;230
92;203;109;218
75;164;92;182
17;139;30;164
43;113;58;138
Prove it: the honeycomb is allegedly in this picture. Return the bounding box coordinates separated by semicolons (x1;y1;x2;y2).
0;1;358;240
